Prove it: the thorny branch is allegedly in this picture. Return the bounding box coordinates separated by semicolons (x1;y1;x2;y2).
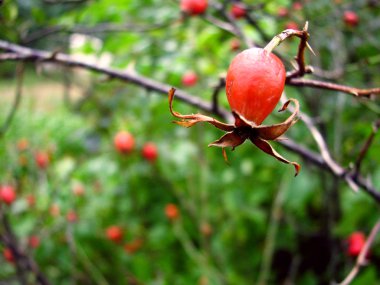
352;120;380;175
0;205;51;285
0;63;24;138
0;40;379;202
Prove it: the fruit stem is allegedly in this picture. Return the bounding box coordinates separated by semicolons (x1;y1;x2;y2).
264;22;309;53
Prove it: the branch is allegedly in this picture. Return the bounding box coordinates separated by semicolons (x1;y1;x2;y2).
0;62;24;138
22;19;180;44
336;219;380;285
353;120;380;175
0;39;230;121
0;40;379;203
286;78;380;97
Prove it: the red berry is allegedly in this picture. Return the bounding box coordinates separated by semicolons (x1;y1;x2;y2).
277;7;288;17
3;248;14;263
285;21;299;30
344;11;359;27
28;236;40;249
142;142;158;162
180;0;208;15
225;47;286;125
182;72;198;87
230;39;241;51
0;185;16;205
165;203;179;220
114;131;135;154
293;2;303;10
35;151;49;169
72;184;85;197
106;226;123;243
66;210;78;223
347;232;366;257
50;203;60;217
231;4;246;19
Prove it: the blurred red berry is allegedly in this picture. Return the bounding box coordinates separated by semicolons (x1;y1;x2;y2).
3;248;14;263
66;210;78;223
165;203;179;220
285;21;299;30
277;7;288;17
180;0;208;15
142;142;158;162
106;226;123;243
28;236;40;249
35;151;50;169
50;203;60;217
26;194;35;207
230;39;241;51
344;11;359;27
293;2;303;10
124;239;143;254
0;185;16;205
347;232;366;257
231;4;246;19
114;131;135;154
17;138;29;151
182;71;198;87
72;184;85;197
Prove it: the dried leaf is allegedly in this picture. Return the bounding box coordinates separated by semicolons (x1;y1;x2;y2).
168;88;234;131
250;137;301;176
255;98;300;140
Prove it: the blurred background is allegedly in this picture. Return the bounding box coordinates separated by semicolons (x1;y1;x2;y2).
0;0;380;284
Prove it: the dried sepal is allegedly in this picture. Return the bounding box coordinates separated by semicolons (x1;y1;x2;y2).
254;98;300;140
250;137;301;176
169;88;235;131
208;130;247;149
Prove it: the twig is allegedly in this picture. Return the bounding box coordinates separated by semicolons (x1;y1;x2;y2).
257;175;288;285
22;19;181;44
0;39;230;121
211;77;225;114
335;219;380;285
0;62;24;138
353;120;380;175
286;78;380;97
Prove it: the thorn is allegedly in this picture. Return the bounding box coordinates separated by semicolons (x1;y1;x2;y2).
303;21;309;31
306;42;316;56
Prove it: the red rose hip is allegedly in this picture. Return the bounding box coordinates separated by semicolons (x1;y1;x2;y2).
344;11;359;27
226;47;286;125
106;226;123;243
182;71;198;87
180;0;208;15
231;4;246;19
114;131;135;154
142;142;158;162
0;185;16;205
347;232;366;257
165;203;179;220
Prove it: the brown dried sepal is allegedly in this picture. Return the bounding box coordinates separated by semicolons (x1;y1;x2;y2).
168;88;301;176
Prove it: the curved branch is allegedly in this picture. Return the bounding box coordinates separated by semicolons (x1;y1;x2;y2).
0;40;379;202
0;63;24;138
287;78;380;97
